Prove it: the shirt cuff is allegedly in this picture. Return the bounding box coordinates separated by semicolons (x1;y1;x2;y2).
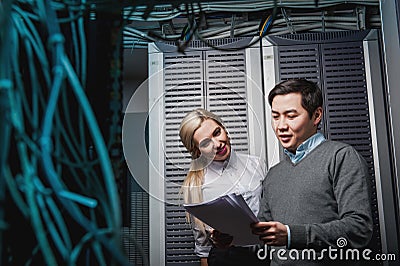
285;225;291;249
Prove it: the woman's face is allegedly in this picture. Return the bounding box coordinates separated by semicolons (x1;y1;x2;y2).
193;119;230;161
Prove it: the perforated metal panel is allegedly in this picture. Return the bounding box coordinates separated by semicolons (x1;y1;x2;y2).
161;45;250;265
163;52;204;265
269;30;381;260
320;41;381;256
122;190;149;266
205;51;249;153
321;42;370;152
278;44;320;82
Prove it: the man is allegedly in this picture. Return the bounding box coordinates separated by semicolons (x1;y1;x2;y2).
251;79;373;265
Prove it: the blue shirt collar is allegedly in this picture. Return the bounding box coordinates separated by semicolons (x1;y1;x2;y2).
284;132;326;164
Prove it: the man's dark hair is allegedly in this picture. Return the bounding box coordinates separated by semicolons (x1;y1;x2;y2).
268;79;323;119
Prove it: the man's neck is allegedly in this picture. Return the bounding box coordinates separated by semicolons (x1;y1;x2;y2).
284;133;326;163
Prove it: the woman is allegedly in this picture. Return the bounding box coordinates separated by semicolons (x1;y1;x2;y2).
179;108;267;266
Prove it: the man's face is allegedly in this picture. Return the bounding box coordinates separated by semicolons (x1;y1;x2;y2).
271;92;322;153
193;119;231;161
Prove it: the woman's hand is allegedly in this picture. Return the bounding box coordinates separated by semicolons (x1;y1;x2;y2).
200;257;208;266
209;229;233;249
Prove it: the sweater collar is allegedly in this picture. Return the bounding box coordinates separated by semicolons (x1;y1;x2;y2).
284;132;326;164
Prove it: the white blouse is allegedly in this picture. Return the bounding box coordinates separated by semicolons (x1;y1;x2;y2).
192;150;267;257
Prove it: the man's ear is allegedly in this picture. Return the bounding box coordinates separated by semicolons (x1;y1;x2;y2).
313;107;323;126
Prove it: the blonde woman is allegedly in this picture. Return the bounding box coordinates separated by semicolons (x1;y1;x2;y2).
179;108;267;266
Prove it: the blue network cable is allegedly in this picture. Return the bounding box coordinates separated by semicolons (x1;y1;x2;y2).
1;0;130;265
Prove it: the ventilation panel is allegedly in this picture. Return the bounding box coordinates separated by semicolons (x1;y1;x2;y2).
321;41;381;255
163;52;204;265
277;44;320;82
122;189;149;266
321;42;371;154
205;50;249;152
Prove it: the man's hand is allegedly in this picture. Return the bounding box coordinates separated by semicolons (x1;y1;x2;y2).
209;229;233;249
251;221;288;246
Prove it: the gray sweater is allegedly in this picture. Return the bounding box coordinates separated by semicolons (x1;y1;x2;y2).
258;140;373;265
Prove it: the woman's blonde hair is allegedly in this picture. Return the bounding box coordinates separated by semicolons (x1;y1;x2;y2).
179;108;228;228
